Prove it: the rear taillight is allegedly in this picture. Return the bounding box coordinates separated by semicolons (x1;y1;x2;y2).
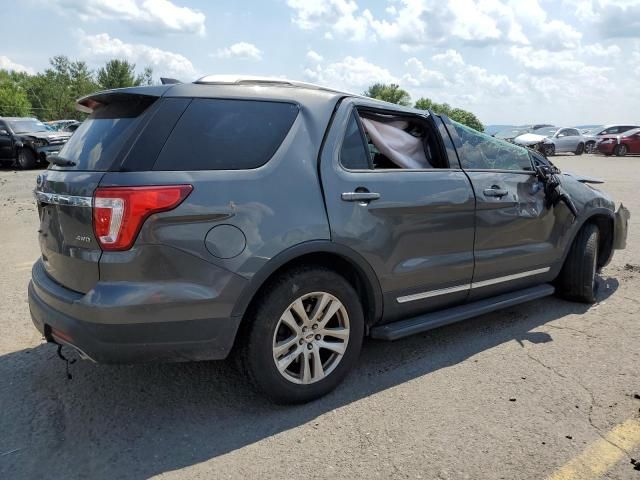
93;185;192;251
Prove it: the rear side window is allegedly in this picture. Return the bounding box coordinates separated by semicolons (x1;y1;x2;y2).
56;96;156;171
340;112;371;170
154;99;299;171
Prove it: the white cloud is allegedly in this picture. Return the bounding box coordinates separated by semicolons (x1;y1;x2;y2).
564;0;640;38
584;43;622;57
509;0;581;51
0;56;34;74
213;42;262;60
508;46;612;104
79;32;197;78
52;0;205;36
306;50;324;63
303;56;397;92
286;0;369;41
403;58;448;88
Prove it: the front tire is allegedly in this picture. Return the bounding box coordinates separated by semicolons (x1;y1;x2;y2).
240;267;364;404
575;143;584;156
556;223;599;303
585;141;596;154
544;144;556;157
17;149;37;169
614;144;628;157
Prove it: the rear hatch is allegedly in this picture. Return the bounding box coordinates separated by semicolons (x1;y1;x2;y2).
35;90;163;293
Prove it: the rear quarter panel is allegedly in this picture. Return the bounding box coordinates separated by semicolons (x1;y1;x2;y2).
98;100;333;281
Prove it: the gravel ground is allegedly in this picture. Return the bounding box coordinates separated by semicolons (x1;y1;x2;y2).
0;155;639;480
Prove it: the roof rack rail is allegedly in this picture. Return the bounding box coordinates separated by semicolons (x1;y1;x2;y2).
193;75;353;95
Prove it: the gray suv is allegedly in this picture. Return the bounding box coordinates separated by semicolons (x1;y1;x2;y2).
29;77;629;403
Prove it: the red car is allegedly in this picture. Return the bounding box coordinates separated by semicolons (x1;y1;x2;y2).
597;128;640;156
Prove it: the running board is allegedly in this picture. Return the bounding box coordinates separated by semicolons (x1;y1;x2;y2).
370;284;555;341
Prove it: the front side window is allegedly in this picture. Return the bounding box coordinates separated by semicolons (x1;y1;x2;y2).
154;99;299;171
452;121;532;171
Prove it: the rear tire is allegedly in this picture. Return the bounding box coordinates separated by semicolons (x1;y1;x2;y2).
17;149;37;169
239;266;364;404
575;143;584;156
614;144;628;157
556;223;599;304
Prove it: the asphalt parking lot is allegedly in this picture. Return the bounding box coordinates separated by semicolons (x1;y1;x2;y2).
1;155;639;480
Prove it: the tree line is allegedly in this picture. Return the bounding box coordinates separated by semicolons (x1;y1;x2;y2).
0;56;153;120
363;83;484;132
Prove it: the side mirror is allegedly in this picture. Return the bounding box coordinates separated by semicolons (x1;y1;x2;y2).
0;129;8;136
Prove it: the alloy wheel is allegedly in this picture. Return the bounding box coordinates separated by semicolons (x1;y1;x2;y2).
272;292;350;385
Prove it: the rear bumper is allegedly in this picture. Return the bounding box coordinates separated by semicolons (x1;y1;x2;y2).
28;259;245;364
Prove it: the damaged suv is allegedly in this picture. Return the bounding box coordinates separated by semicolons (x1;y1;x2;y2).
0;117;71;169
29;77;629;403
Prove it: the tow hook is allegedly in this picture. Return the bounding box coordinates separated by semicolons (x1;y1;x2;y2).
55;344;76;380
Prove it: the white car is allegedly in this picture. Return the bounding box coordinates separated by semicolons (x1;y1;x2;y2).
513;127;585;156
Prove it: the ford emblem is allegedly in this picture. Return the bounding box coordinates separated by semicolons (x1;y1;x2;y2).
36;174;43;188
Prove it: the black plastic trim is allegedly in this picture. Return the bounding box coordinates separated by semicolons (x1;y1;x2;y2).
371;284;555;340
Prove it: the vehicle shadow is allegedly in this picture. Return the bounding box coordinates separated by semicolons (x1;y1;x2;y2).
0;277;618;480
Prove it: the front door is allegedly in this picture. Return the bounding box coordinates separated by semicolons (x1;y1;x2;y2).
554;128;576;153
444;118;562;300
320;99;476;323
626;131;640;154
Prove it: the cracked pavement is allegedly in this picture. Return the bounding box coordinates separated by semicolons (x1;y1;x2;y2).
0;155;639;479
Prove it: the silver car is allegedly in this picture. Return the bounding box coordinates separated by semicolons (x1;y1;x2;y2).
513;127;585;156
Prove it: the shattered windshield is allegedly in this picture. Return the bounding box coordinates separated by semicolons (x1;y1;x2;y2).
8;119;50;134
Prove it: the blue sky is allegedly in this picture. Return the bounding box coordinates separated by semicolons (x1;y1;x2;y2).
1;0;639;126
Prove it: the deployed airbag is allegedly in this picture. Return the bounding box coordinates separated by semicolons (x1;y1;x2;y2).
360;117;431;169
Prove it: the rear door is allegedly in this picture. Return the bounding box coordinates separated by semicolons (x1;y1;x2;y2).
35;93;164;293
320;99;476;323
445;119;561;300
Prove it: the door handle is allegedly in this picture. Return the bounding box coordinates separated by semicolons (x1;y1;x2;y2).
341;192;381;202
483;186;509;198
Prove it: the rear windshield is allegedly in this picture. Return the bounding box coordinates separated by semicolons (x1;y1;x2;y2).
153;99;299;171
54;96;155;171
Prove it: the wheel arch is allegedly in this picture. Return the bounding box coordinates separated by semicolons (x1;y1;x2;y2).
231;241;384;331
559;209;615;273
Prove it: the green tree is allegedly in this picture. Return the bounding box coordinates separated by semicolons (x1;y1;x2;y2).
363;83;411;106
0;72;32;116
22;56;99;120
97;60;153;89
414;97;484;132
448;108;484;132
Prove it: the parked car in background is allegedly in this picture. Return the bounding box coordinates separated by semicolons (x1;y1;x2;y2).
46;120;81;133
597;128;640;156
493;124;554;142
28;77;629;403
583;125;640;153
0;117;72;169
513;127;585;156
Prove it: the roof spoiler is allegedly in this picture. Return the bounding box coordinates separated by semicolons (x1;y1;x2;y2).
160;77;181;85
75;85;173;114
